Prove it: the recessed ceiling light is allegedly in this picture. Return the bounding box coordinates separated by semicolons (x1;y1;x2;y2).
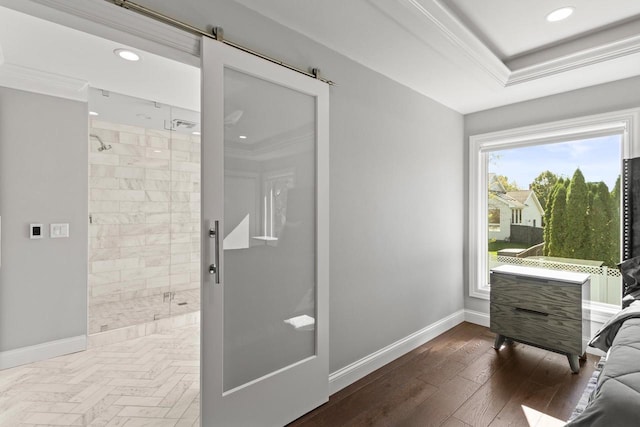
89;111;99;116
239;135;247;139
546;6;574;22
114;48;140;61
153;150;162;153
192;131;201;135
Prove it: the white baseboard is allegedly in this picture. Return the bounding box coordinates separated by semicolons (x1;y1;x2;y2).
328;309;465;394
329;307;607;394
0;335;86;370
464;309;490;327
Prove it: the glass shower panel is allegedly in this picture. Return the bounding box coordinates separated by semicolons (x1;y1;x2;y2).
168;105;201;318
88;89;173;333
88;88;201;334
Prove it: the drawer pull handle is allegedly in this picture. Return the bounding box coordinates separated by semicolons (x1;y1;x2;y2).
514;307;549;317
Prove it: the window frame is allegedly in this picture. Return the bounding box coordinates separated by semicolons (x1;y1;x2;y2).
468;108;640;301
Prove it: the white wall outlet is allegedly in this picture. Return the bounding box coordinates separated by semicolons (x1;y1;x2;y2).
50;223;70;238
30;223;43;239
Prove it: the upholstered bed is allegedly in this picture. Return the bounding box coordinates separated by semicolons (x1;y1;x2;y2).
566;302;640;426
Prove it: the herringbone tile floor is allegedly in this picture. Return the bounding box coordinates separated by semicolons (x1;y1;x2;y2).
0;325;200;426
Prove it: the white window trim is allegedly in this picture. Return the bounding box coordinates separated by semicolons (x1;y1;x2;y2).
469;108;640;300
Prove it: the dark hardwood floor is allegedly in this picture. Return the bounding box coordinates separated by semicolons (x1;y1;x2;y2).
289;322;598;427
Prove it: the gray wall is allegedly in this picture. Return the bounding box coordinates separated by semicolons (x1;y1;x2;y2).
134;0;465;373
0;87;88;351
464;75;640;314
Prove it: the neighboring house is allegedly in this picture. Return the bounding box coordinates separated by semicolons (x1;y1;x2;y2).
488;174;544;241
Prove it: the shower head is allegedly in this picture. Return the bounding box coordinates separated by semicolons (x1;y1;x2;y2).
90;134;112;152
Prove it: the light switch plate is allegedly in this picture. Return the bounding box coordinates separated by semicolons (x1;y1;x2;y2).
50;223;70;238
30;223;43;239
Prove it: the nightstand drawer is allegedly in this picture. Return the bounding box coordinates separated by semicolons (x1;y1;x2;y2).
490;302;583;355
491;272;582;320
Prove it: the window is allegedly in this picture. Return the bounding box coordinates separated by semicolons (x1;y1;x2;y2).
261;170;295;240
489;137;621;305
512;209;522;224
488;208;500;231
469;109;640;309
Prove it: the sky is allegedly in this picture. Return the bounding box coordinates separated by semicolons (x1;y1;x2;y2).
489;134;622;191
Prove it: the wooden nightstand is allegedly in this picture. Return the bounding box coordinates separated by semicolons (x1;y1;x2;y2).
490;264;591;373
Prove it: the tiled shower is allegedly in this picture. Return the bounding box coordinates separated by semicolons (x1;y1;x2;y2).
87;89;200;343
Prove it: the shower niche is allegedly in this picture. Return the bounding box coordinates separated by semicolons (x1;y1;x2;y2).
88;88;200;338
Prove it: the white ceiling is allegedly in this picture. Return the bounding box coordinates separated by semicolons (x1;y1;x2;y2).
0;5;200;112
444;0;640;60
0;0;639;115
232;0;640;113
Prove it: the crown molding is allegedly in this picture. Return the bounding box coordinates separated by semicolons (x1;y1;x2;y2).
371;0;640;89
35;0;199;55
0;62;88;101
404;0;510;84
369;0;510;85
0;0;200;66
507;34;640;86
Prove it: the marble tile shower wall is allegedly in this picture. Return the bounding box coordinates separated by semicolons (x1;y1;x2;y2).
88;120;201;335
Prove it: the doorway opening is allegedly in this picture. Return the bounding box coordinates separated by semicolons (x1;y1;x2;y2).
0;4;202;425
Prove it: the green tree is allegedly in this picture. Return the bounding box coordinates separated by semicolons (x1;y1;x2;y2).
611;175;621;205
565;169;590;259
587;182;597;212
544;172;619;266
548;185;568;257
589;182;613;265
495;175;520;192
543;179;563;255
530;170;559;211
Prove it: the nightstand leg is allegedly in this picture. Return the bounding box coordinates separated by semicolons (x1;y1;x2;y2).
579;352;587;361
568;354;580;373
494;334;506;350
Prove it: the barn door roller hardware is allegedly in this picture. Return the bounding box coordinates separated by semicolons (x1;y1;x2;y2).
110;0;334;85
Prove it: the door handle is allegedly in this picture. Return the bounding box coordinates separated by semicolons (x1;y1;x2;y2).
209;220;220;284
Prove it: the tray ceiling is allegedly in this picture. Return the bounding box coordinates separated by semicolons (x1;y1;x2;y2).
232;0;640;113
444;0;640;60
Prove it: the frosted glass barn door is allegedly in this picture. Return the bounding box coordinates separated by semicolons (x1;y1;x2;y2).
200;38;329;426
